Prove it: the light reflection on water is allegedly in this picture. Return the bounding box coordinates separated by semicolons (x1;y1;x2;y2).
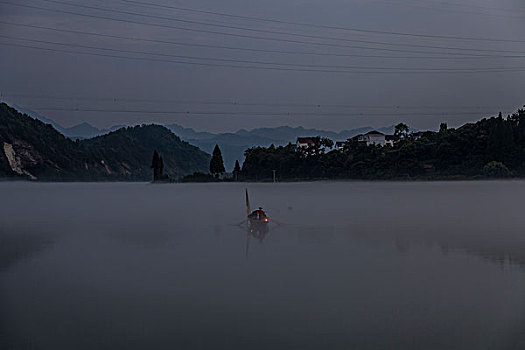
1;181;525;349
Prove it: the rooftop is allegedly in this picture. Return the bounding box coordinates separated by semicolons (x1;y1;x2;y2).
365;131;385;136
297;137;315;144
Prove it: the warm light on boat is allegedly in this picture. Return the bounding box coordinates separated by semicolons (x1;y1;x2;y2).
264;218;269;222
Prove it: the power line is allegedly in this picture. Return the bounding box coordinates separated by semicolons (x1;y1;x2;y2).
4;41;525;74
374;0;524;13
363;0;525;20
3;93;513;110
36;0;525;54
4;1;525;56
22;107;507;117
119;0;525;43
3;34;524;72
4;21;523;60
0;41;459;74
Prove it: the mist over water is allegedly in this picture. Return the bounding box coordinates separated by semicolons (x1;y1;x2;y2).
1;181;525;349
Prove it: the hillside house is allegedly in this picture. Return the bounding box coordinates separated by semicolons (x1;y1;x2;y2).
296;137;315;149
385;135;397;146
357;131;387;146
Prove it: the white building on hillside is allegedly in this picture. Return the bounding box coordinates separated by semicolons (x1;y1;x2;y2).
385;135;396;146
357;131;387;146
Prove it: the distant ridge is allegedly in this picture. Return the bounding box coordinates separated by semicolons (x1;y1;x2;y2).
11;105;394;170
165;124;395;170
12;105;125;139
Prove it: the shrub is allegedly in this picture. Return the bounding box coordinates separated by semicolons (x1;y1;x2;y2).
483;161;511;178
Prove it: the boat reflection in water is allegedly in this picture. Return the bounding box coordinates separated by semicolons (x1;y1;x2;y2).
245;220;270;257
248;220;269;241
244;188;272;256
245;206;270;257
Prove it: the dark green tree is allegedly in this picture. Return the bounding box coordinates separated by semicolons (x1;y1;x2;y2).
394;123;410;139
483;161;511;178
151;150;160;181
302;136;334;156
320;137;334;150
488;112;514;163
439;123;448;133
209;144;225;178
233;159;241;181
159;156;164;176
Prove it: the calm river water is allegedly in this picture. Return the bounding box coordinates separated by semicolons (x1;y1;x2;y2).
1;181;525;349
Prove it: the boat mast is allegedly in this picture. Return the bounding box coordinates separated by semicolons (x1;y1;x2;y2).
245;188;251;216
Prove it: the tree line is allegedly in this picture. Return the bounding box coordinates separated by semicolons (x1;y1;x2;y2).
157;144;232;182
154;107;525;182
239;108;525;181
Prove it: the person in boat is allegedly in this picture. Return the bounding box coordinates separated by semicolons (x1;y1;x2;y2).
248;207;269;222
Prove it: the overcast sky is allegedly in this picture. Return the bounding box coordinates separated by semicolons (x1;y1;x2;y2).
1;0;525;132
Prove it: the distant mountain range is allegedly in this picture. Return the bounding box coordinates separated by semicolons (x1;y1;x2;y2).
12;105;125;139
16;105;394;170
165;124;394;170
0;104;209;181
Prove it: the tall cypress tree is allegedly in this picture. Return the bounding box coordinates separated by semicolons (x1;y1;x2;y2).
233;160;241;181
209;144;225;178
151;150;160;181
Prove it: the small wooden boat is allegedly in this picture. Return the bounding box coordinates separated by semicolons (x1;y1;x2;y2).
246;189;270;224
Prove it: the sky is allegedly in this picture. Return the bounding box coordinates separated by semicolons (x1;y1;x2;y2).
1;0;525;132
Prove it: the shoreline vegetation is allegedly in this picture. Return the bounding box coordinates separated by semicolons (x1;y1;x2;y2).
171;173;509;184
168;106;525;183
2;102;525;183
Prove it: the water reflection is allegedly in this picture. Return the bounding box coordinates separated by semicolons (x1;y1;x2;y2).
2;181;525;349
238;218;525;272
104;220;173;247
394;229;525;270
248;221;270;242
296;226;334;245
244;221;270;257
0;229;57;349
231;215;525;271
0;229;55;271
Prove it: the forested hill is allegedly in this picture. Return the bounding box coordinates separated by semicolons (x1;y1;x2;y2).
0;103;210;181
0;103;93;180
81;125;210;180
241;108;525;181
